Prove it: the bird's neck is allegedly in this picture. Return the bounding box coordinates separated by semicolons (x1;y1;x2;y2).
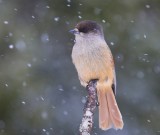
75;34;105;47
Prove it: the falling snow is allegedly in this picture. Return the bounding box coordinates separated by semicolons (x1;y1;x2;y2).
40;96;44;101
46;6;50;9
78;15;82;19
9;32;13;37
102;19;106;23
27;63;32;67
42;129;46;132
32;15;35;19
147;120;151;123
22;101;26;104
4;21;9;24
145;5;150;8
9;44;14;49
54;17;60;22
1;1;159;135
110;42;114;46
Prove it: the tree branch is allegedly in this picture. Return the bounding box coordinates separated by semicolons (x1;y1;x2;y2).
79;80;98;135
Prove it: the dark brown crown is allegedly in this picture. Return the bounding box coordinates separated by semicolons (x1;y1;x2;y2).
75;20;103;34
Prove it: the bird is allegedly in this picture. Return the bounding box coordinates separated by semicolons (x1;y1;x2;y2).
70;20;123;130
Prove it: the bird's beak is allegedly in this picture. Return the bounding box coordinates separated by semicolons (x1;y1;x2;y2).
69;28;79;34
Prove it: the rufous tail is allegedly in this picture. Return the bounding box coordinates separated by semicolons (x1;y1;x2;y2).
97;83;124;130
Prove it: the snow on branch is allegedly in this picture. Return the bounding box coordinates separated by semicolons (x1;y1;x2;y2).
79;80;98;135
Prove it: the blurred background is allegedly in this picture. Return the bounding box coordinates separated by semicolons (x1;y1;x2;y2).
0;0;160;135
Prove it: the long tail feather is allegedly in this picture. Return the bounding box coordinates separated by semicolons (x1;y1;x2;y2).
97;84;123;130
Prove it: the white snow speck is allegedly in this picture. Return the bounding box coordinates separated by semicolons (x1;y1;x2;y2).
67;4;71;7
32;15;35;19
22;101;26;104
40;96;44;101
9;44;14;49
67;0;71;2
42;129;46;132
58;88;64;91
9;32;13;37
5;84;8;87
144;34;147;39
130;20;134;23
147;119;151;123
102;19;106;23
110;42;114;46
54;17;60;22
144;53;148;56
27;63;32;68
79;3;82;6
78;15;82;19
4;21;9;24
14;8;18;11
145;5;150;8
46;5;50;8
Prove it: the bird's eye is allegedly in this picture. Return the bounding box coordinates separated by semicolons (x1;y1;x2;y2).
78;27;88;33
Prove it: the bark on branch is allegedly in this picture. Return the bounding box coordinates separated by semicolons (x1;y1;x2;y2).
79;80;98;135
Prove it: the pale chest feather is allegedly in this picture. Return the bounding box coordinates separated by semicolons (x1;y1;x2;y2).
71;38;114;81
